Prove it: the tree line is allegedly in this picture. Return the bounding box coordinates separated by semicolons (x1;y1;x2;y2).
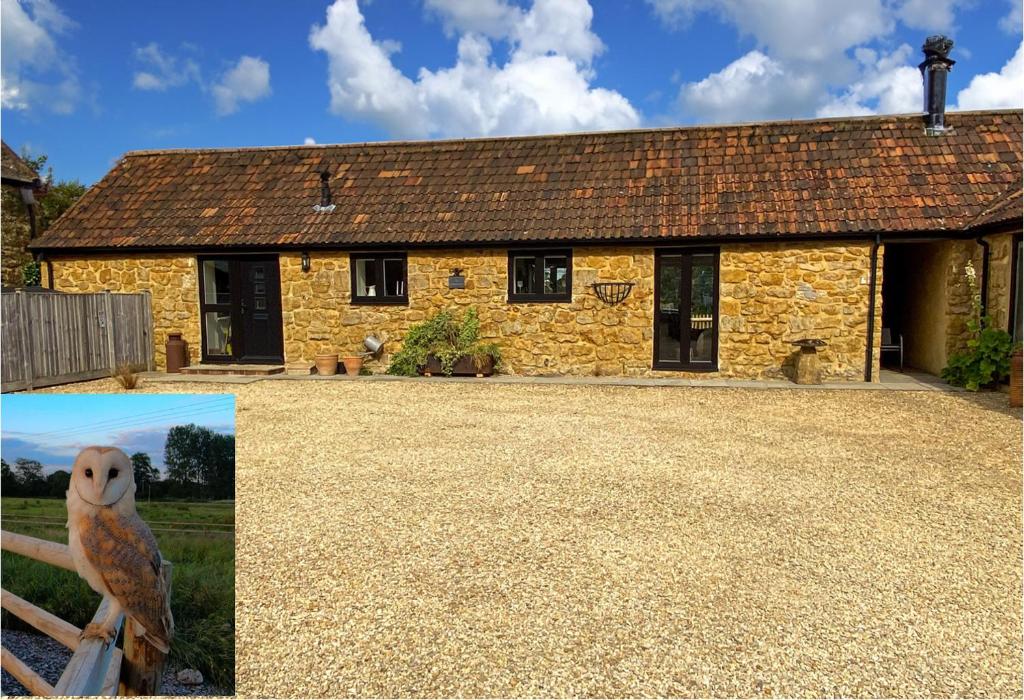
1;424;234;500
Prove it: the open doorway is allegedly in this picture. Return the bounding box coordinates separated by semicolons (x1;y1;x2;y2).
881;242;950;376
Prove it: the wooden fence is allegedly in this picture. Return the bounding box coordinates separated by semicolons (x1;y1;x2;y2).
1;290;154;393
0;530;171;696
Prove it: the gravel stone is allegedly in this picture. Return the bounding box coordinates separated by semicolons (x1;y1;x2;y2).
39;378;1023;697
0;629;224;696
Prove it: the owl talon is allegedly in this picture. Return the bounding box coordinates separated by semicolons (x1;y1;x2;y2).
81;622;115;644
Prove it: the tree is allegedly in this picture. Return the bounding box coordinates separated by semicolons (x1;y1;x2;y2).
46;470;71;498
14;458;46;497
164;424;235;500
1;459;19;496
131;452;160;489
19;149;88;232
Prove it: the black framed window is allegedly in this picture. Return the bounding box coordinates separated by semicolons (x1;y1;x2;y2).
508;249;572;302
350;253;408;304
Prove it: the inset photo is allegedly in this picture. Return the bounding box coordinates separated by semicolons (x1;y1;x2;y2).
0;394;235;696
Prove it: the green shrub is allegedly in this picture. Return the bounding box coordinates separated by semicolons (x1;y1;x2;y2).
21;261;40;287
941;260;1017;391
387;308;501;376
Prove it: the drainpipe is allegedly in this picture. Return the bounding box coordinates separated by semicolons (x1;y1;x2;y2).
976;236;990;317
864;234;881;382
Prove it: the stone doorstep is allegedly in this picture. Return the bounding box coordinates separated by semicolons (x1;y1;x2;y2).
179;363;285;376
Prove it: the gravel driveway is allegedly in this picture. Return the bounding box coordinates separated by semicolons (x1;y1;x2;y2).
42;379;1022;697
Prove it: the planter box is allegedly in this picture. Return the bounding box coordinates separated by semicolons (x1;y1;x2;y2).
421;354;495;377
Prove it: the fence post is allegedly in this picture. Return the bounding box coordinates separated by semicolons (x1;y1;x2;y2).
103;290;117;372
15;291;35;390
119;561;171;696
142;290;155;371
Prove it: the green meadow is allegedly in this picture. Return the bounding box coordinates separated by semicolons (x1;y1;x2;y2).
1;497;235;690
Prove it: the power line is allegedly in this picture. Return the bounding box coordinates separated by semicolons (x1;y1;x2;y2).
22;396;235;440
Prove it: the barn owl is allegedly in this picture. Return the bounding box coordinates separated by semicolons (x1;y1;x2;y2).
66;446;174;652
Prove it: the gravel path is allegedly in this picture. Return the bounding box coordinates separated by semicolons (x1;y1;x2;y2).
40;378;1023;697
0;629;224;696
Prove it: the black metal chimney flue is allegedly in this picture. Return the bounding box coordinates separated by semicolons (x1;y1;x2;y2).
319;171;332;207
919;35;955;134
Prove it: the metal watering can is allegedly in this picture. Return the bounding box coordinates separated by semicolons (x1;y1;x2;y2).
363;335;384;357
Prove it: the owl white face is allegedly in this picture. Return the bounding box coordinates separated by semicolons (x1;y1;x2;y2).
70;447;134;506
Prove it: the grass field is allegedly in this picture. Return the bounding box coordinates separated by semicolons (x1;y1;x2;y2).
1;497;235;690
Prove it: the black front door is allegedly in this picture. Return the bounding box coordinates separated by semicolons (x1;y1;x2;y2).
198;255;283;363
653;249;720;371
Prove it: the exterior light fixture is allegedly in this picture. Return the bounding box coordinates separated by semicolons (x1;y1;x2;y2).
301;251;311;273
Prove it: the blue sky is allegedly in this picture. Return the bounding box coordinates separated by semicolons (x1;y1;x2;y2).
1;0;1021;186
1;394;236;475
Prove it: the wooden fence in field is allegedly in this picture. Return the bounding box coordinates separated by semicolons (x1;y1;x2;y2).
0;530;171;696
1;290;154;393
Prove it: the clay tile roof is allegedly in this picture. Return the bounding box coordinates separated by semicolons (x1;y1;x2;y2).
29;109;1023;251
1;141;39;185
964;187;1022;229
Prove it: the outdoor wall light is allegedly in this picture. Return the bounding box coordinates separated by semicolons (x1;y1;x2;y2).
301;251;311;273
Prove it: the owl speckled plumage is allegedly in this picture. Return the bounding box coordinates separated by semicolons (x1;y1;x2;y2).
66;446;173;652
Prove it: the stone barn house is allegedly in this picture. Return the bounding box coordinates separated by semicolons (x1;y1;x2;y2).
25;38;1023;381
1;141;43;289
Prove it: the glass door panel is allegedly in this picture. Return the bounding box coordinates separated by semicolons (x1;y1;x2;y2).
689;254;716;364
657;255;682;363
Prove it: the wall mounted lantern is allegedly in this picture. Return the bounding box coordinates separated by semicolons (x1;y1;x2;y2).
301;251;311;273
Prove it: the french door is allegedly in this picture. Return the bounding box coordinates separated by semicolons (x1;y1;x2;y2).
653;249;719;371
198;255;284;363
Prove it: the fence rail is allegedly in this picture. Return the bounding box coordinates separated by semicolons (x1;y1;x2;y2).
1;290;154;393
0;529;171;696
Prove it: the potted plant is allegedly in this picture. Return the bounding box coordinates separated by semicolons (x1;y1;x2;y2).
387;308;501;377
314;352;339;376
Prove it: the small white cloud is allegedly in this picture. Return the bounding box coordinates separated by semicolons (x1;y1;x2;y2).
1;0;82;113
132;43;200;91
895;0;969;32
999;0;1022;34
817;45;921;117
678;50;820;123
303;136;317;145
211;55;271;116
955;40;1024;110
309;0;638;139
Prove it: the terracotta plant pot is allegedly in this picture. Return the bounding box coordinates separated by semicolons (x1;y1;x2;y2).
342;355;364;375
314;353;339;376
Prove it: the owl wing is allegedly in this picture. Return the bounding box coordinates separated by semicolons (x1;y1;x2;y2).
79;510;174;653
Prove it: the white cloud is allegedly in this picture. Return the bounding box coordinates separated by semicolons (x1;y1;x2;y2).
309;0;639;139
211;55;271;116
1;0;81;113
955;40;1024;110
132;43;200;91
999;0;1022;34
646;0;891;65
895;0;970;32
678;50;821;123
817;45;922;117
303;136;317;145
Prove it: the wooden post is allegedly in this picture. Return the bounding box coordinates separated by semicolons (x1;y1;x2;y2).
103;290;117;373
119;561;172;696
15;290;35;390
1;646;55;695
142;290;155;371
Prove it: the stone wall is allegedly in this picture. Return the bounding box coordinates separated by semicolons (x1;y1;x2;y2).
718;242;881;381
49;254;200;369
280;248;656;377
50;242;881;380
986;230;1019;333
1;184;33;288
